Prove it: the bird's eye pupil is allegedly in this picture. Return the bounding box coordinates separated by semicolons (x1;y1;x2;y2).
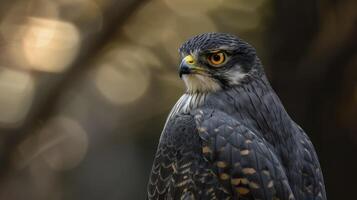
208;52;225;66
213;54;221;61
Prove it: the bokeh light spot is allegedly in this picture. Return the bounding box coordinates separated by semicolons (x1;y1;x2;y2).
94;48;151;105
15;116;89;172
22;17;80;73
38;117;88;171
123;1;175;47
0;68;34;126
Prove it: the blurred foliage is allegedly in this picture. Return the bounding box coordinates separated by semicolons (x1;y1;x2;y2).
0;0;355;199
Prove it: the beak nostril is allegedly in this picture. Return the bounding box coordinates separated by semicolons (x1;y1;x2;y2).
184;55;195;65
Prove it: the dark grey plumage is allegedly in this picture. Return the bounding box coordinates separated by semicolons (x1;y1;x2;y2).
147;33;326;200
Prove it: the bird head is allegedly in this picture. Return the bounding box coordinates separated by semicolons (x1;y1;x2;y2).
178;33;262;93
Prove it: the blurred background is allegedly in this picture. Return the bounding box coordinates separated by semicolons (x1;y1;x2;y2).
0;0;355;199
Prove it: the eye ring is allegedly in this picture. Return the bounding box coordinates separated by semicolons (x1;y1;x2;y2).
207;52;226;66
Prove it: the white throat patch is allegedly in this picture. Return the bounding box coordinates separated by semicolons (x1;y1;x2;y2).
182;74;221;93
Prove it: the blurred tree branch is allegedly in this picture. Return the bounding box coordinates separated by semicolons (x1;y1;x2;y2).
0;0;148;184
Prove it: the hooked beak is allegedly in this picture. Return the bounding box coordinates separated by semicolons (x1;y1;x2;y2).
179;55;206;78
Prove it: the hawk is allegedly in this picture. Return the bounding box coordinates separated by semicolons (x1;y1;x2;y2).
147;33;326;200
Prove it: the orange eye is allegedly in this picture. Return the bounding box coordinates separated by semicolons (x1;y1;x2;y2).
208;52;226;66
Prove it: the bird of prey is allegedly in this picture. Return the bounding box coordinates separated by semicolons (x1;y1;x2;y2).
147;33;326;200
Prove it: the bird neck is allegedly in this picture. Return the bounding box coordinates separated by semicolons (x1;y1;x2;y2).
170;75;296;146
168;92;207;119
203;76;297;145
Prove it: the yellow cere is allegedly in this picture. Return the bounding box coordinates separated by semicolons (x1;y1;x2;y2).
184;55;195;64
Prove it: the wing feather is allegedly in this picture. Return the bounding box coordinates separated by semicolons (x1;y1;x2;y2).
194;109;295;200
